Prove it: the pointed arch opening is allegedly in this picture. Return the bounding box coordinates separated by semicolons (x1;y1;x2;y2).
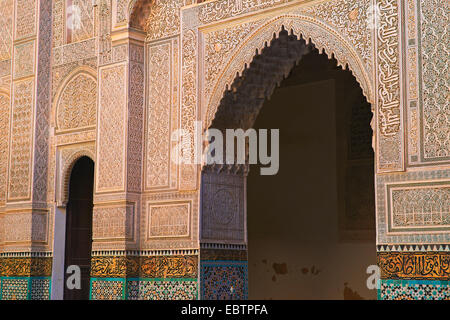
201;28;376;300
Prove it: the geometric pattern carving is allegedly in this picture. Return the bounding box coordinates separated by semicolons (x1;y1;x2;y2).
56;72;97;132
97;64;126;192
147;202;190;238
387;181;450;232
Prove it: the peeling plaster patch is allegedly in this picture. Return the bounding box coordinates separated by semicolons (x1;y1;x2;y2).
343;282;364;300
272;262;288;275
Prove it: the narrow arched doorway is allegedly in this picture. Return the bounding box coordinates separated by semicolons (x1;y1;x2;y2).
63;156;94;300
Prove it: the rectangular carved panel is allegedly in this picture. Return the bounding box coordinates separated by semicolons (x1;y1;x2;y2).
147;202;190;239
93;204;135;241
14;0;37;40
96;64;127;192
13;41;35;79
417;0;450;163
386;181;450;233
2;211;48;243
145;39;179;190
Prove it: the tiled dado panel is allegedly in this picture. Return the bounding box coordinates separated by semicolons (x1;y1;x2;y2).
379;280;450;300
0;277;51;300
90;278;198;300
376;169;450;244
200;261;248;300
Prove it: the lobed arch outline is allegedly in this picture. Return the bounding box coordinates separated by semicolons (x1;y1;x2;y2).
59;149;95;207
52;66;98;133
204;14;375;131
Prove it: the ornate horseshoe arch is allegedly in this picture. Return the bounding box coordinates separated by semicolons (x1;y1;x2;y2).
203;14;375;130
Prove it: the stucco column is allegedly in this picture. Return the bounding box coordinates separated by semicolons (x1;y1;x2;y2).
89;22;145;299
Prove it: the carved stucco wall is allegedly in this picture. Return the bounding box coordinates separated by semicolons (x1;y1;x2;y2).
0;0;448;300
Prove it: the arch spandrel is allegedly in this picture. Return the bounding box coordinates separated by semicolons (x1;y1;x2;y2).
53;67;97;134
202;14;375;130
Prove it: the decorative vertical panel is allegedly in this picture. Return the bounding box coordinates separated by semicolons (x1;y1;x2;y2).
96;64;126;192
52;0;65;48
375;0;405;172
0;0;13;60
32;0;52;203
180;28;197;190
417;0;449;163
145;39;178;190
0;94;10;204
127;44;145;193
8;79;34;201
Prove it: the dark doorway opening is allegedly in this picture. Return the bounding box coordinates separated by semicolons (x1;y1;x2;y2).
247;48;376;299
64;156;94;300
